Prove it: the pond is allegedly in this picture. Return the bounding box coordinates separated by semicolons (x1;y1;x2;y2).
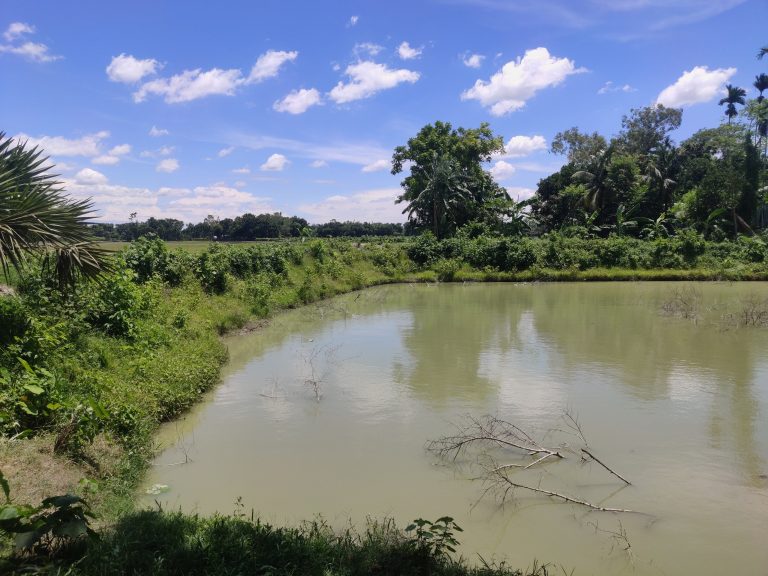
145;282;768;575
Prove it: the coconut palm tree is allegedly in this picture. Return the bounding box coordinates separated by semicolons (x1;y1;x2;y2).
719;84;747;124
758;46;768;60
0;132;110;289
572;146;614;213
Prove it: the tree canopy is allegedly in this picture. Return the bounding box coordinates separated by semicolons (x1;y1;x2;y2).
392;121;506;238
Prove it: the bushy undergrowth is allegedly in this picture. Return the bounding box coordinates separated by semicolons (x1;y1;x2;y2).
65;510;542;576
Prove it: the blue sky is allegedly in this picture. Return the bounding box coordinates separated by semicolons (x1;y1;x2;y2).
1;0;766;223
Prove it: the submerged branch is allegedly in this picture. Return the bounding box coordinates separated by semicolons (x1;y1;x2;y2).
582;448;632;485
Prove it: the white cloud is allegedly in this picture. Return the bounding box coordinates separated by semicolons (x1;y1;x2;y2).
247;50;298;84
92;155;120;165
499;135;547;158
329;61;420;104
260;153;288;171
74;168;108;185
490;161;516;181
354;43;384;57
106;54;160;83
398;41;423;60
656;66;736;108
134;67;243;103
13;131;109;157
462;53;485;68
0;23;60;62
3;22;34;42
232;167;251;174
506;186;536;201
149;126;169;137
0;41;61;63
156;158;180;173
461;47;584;115
597;80;637;94
362;159;389;173
348;15;359;27
218;146;235;157
273;88;322;114
109;144;131;156
298;189;405;223
310;160;328;168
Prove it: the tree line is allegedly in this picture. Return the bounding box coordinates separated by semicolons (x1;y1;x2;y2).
90;213;405;241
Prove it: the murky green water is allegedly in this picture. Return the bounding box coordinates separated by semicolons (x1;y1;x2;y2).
147;283;768;575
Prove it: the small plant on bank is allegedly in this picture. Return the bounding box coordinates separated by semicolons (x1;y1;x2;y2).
405;516;463;558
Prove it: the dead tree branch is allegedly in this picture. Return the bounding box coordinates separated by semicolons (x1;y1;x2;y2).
581;448;632;485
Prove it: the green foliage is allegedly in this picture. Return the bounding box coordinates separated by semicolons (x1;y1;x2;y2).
405;517;463;558
194;247;229;294
0;474;96;555
0;359;65;435
0;297;29;349
124;234;190;286
84;269;150;338
0;133;110;289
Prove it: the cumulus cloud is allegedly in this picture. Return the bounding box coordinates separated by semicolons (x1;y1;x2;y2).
63;176;273;223
398;41;423;60
247;50;298;84
260;153;288;171
134;68;243;103
14;131;109;157
348;15;359;27
597;80;637;94
310;160;328;168
74;168;108;185
149;126;169;137
0;22;61;62
490;161;516;181
462;53;485;68
140;146;174;158
128;49;297;103
232;167;251;174
156;158;180;173
109;144;131;156
329;61;420;104
499;135;547;158
218;146;235;157
273;88;322;114
298;189;405;223
656;66;736;107
461;47;584;115
106;54;160;83
361;159;389;172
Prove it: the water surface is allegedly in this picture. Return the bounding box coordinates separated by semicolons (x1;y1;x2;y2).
147;283;768;575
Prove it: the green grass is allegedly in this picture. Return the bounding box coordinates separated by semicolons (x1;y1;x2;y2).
98;239;292;254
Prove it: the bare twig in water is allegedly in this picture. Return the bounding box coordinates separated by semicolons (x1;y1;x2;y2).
492;471;636;513
427;415;564;462
581;448;632;485
587;520;635;565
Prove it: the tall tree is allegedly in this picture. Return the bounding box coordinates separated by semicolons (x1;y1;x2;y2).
719;84;747;124
0;133;109;288
392;121;505;237
616;104;682;158
550;128;607;167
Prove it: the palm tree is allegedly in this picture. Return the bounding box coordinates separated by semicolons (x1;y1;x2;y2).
719;84;747;124
0;132;110;289
755;73;768;102
643;138;678;212
572;146;613;213
758;46;768;60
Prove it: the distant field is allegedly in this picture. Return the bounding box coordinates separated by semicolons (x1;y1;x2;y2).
98;240;289;254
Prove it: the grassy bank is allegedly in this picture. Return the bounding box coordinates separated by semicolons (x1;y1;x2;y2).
1;233;767;572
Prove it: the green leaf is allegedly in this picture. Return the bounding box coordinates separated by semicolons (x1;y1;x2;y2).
17;358;35;376
14;530;40;550
23;384;45;395
42;494;85;508
87;398;110;420
54;518;88;539
0;505;20;520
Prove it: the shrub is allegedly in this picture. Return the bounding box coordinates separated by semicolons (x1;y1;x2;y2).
0;297;28;348
85;270;149;338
